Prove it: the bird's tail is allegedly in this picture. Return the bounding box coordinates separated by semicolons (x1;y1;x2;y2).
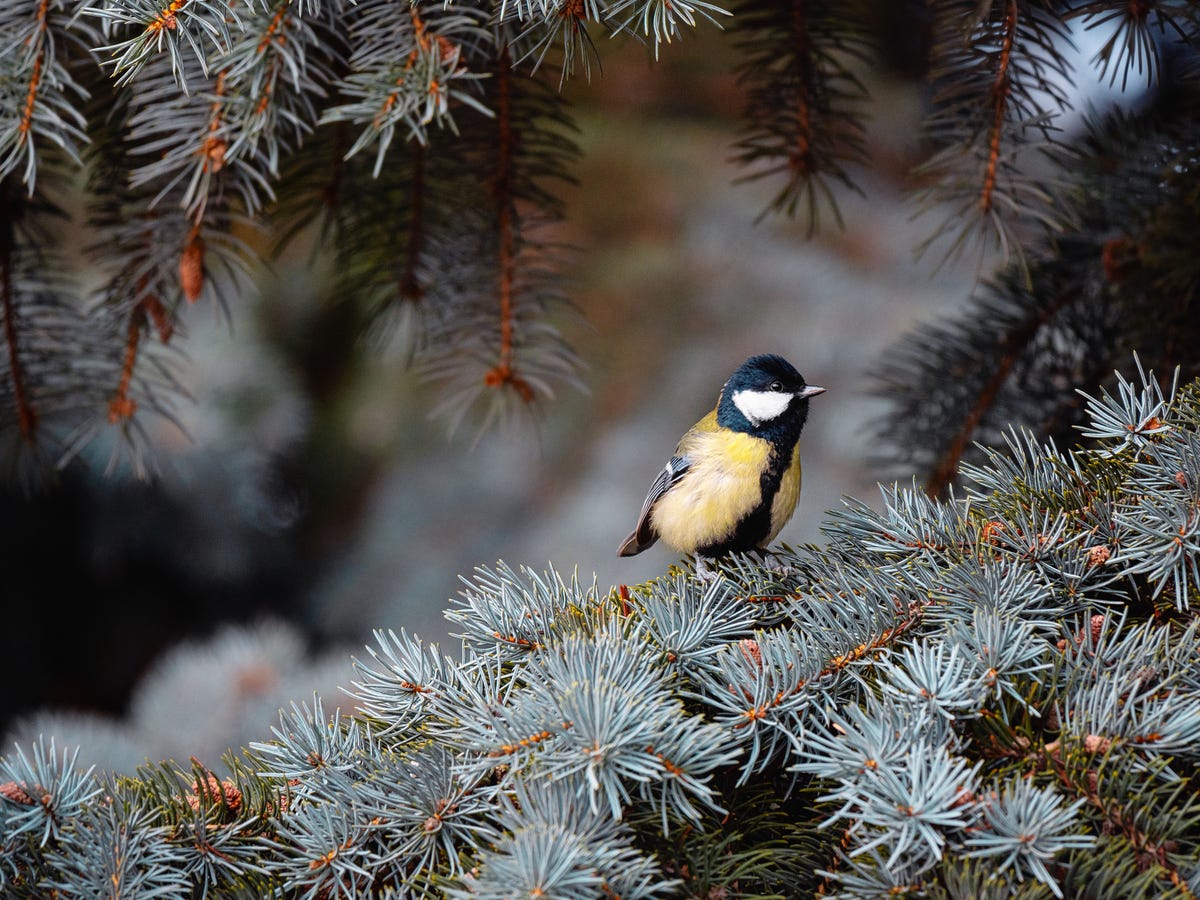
617;530;655;557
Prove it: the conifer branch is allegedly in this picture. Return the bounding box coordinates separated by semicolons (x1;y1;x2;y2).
17;0;51;169
878;89;1200;489
88;0;250;89
915;0;1073;267
1039;746;1198;898
0;215;36;442
484;45;530;404
924;284;1077;496
6;364;1200;893
731;0;869;225
0;0;92;192
979;0;1017;218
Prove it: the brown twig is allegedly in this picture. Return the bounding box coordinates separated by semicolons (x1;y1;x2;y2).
734;600;927;728
980;0;1017;215
788;0;814;178
483;46;534;403
1042;744;1196;897
1;216;36;440
17;0;52;151
925;288;1077;496
108;306;144;423
255;0;289;53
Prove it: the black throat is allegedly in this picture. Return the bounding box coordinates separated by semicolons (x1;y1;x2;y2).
715;392;809;453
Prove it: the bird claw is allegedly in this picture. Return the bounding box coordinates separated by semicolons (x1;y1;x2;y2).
693;551;795;584
752;549;796;579
694;556;720;584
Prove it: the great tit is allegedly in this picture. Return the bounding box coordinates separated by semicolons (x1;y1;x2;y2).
617;354;826;568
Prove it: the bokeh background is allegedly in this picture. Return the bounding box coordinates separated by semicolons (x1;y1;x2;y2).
4;19;1131;773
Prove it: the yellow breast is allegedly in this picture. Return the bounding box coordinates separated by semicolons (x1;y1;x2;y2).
649;425;775;553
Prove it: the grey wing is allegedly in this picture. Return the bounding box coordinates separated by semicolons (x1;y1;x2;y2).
617;455;691;557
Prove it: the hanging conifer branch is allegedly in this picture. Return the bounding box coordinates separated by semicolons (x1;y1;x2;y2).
89;0;249;89
322;0;489;178
1;223;36;442
0;0;93;192
483;45;528;403
2;0;1196;479
921;285;1078;497
108;305;144;423
878;77;1200;491
979;0;1018;217
416;38;583;433
1068;0;1194;91
731;0;869;226
16;0;51;172
915;0;1073;267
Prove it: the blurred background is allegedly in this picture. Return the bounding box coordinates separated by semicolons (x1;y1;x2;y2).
4;17;1132;773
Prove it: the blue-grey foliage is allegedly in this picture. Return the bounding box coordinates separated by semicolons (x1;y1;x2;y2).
5;363;1200;895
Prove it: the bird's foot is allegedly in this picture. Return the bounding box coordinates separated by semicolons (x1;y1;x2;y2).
694;556;721;584
752;549;797;579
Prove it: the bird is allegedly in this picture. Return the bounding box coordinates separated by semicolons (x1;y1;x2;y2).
617;354;825;574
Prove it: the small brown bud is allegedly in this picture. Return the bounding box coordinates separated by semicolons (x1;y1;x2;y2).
189;772;243;814
1176;471;1188;489
107;395;138;423
1083;734;1113;755
1100;235;1139;283
202;136;227;173
0;781;35;805
739;639;762;668
617;584;633;617
180;236;205;302
435;35;458;62
143;295;174;343
1086;545;1111;568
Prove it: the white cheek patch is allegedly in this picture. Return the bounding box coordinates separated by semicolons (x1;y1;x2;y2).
732;389;792;425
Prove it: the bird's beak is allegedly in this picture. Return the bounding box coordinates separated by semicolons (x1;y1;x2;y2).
798;385;827;399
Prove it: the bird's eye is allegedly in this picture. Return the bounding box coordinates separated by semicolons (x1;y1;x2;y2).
769;381;784;392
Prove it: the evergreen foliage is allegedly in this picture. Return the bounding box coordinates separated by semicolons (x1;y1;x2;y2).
875;3;1200;493
3;0;1198;486
4;362;1200;896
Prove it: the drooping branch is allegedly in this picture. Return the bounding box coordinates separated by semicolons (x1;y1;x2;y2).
980;0;1018;216
16;0;52;160
0;0;92;191
787;0;813;178
730;0;869;224
0;219;36;441
108;306;144;424
915;0;1073;266
483;45;533;404
925;287;1077;496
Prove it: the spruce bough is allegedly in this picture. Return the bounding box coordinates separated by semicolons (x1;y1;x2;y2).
4;363;1200;897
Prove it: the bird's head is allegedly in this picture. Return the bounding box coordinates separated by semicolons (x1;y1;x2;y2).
717;354;826;436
